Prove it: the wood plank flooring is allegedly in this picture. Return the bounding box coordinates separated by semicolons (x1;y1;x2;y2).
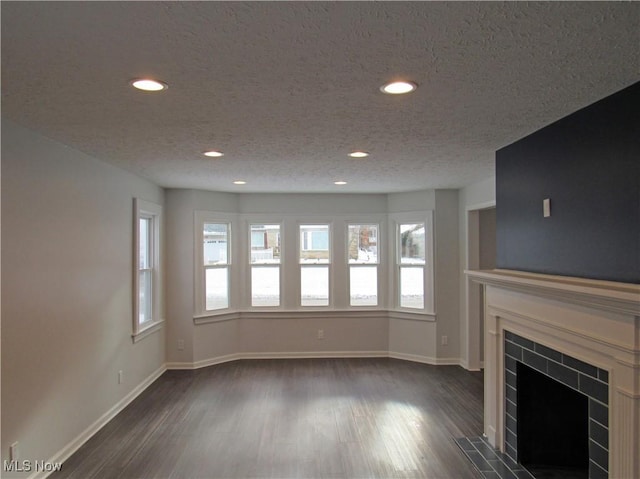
50;358;484;479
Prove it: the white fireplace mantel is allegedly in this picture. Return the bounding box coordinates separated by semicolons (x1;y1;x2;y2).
466;269;640;478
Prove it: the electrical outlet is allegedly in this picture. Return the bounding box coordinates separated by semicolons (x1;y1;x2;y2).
118;370;123;384
177;339;184;350
317;329;325;340
10;442;19;461
441;335;448;346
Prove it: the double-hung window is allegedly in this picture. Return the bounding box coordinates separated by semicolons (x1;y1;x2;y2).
203;223;230;310
348;224;379;306
133;198;162;341
299;224;330;306
250;224;281;307
398;223;426;309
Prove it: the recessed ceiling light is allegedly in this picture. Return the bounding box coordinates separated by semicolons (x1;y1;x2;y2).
348;151;369;158
380;81;417;95
334;181;348;185
233;180;246;185
203;150;224;158
130;78;168;92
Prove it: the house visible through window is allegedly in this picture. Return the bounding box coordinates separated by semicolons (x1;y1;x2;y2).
204;223;230;310
300;224;330;306
250;224;281;307
399;223;425;309
348;224;378;306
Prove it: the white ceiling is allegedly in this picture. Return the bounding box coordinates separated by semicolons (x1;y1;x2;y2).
2;2;638;194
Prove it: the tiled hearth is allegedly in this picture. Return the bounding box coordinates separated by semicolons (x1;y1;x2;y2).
466;269;640;479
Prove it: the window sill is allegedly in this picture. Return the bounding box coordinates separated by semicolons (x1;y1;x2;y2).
192;309;434;324
132;319;165;343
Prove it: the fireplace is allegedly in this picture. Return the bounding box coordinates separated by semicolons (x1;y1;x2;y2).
505;331;608;478
466;269;640;479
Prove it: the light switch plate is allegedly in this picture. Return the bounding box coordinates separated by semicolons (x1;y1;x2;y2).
543;198;551;217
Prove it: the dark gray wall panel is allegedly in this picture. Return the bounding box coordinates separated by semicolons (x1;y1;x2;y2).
496;82;640;283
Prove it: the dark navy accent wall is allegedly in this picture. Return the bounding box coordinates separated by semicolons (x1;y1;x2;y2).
496;82;640;284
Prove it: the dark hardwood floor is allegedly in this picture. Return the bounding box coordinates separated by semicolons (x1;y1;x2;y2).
51;358;484;479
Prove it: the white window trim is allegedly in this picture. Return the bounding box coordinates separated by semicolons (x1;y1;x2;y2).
347;222;381;308
248;221;283;308
132;198;164;343
391;211;435;315
298;221;332;308
194;211;237;317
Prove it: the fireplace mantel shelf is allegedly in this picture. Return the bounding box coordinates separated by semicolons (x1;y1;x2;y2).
465;269;640;316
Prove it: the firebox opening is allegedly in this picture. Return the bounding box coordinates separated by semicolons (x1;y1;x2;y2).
517;362;589;478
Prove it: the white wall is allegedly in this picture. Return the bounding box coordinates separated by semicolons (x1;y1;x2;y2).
434;189;461;361
164;188;465;367
458;176;496;370
1;120;165;475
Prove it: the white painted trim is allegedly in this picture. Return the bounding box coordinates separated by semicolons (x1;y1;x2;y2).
133;198;163;338
167;351;455;370
31;365;167;479
241;350;388;360
465;200;496;212
193;309;426;325
132;319;164;343
388;351;460;366
466;268;640;315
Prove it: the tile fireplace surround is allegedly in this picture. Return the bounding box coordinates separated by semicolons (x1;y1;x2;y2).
466;269;640;478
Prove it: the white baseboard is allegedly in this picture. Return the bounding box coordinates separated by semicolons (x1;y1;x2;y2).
166;353;242;370
241;350;388;360
31;364;166;479
166;351;389;369
388;351;461;366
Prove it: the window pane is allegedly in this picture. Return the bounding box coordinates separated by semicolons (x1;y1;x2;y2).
400;267;424;309
204;223;229;265
348;224;378;264
250;224;281;264
205;267;229;310
350;266;377;306
300;224;330;263
139;217;151;269
400;223;425;264
251;266;280;307
301;266;329;306
139;270;152;323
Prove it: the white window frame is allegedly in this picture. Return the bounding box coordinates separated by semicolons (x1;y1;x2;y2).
133;198;163;342
299;222;332;308
347;223;380;307
249;222;282;308
194;211;237;316
392;212;434;314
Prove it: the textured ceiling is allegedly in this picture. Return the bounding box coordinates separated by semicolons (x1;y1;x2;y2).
2;2;638;193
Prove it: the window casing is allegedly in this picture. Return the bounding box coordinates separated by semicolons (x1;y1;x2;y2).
299;224;330;307
397;221;429;310
348;224;379;306
133;198;163;341
203;222;230;311
250;224;281;307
